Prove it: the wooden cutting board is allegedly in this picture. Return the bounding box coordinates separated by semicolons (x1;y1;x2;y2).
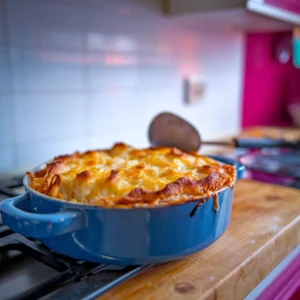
99;179;300;300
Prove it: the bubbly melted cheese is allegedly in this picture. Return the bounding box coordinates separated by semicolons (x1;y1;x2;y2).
28;143;236;207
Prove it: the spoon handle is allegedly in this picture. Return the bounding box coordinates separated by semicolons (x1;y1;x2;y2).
234;138;300;149
201;138;299;149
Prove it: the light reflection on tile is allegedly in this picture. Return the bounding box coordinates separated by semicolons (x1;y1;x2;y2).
87;33;137;53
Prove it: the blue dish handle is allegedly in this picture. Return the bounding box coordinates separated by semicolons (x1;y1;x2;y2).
208;155;245;180
0;192;86;238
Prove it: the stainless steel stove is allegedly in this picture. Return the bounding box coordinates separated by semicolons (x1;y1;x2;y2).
0;175;148;300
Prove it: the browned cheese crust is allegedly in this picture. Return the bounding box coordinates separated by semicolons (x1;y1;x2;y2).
27;143;237;208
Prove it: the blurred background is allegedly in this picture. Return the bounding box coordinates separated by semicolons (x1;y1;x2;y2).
0;0;300;173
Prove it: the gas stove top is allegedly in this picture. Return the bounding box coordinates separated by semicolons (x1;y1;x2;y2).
0;149;299;299
0;175;148;300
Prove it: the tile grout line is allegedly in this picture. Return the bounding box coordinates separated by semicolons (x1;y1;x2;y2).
81;1;91;148
2;0;18;170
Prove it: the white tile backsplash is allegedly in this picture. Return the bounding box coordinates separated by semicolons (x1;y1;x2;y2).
0;94;14;145
0;0;244;173
87;66;139;92
0;0;6;47
0;47;12;93
89;128;148;150
10;49;86;92
7;0;84;51
16;137;90;170
14;93;88;143
0;144;15;171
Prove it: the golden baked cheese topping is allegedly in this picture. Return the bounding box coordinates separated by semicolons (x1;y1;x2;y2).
27;143;236;208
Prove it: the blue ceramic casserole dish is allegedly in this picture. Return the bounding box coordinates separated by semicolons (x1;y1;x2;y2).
0;155;244;265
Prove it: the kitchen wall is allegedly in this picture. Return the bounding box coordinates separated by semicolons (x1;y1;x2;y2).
0;0;244;173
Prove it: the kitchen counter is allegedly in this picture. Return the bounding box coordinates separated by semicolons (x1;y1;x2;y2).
99;127;300;300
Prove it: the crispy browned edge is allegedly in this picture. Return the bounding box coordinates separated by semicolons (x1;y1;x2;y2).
27;143;237;207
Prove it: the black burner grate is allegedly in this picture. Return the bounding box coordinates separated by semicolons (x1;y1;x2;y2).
0;227;148;300
0;176;24;197
0;177;149;300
